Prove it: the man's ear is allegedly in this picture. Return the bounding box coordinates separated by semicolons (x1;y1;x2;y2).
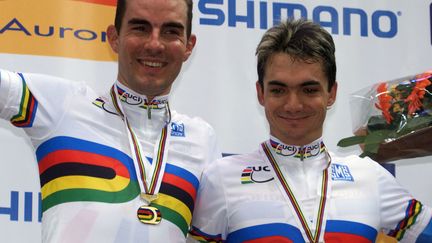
327;81;338;106
256;81;265;106
107;25;119;54
183;34;197;61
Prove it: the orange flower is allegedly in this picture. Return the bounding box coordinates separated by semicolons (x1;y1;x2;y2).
375;83;393;123
405;74;432;115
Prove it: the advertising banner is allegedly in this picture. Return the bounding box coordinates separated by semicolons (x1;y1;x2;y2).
1;0;431;242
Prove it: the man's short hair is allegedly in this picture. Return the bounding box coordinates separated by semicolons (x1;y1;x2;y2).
256;19;336;91
114;0;193;38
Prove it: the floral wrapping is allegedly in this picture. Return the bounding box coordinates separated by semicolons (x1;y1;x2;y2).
338;71;432;163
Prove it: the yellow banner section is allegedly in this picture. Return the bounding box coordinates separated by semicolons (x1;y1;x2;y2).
0;0;117;61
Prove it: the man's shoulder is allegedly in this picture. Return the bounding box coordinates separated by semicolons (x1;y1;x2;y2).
330;151;378;166
15;71;93;95
171;111;215;133
209;150;262;169
329;151;390;177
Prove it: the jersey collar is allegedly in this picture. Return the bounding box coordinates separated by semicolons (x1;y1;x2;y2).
269;136;327;162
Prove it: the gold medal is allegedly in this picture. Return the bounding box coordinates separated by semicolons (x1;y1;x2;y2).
137;205;162;225
110;86;170;226
140;193;159;204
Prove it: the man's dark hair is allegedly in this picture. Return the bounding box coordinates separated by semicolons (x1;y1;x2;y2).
114;0;193;38
256;18;336;91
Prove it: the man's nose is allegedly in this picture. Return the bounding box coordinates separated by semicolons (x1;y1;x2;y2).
145;31;164;51
283;92;303;111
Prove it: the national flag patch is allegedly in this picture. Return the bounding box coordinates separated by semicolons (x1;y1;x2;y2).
331;164;354;182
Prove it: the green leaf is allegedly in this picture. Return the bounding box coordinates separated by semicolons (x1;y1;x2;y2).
406;116;432;129
396;115;432;136
367;116;391;132
337;136;366;147
363;141;381;154
363;130;393;144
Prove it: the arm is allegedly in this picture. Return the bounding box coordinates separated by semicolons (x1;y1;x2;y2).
376;162;432;242
0;69;80;138
0;69;24;120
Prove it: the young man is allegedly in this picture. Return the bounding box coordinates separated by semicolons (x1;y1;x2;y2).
189;19;432;243
0;0;220;242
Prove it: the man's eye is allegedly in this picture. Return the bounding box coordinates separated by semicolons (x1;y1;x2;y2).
163;28;181;36
270;88;284;94
132;26;148;32
304;87;319;94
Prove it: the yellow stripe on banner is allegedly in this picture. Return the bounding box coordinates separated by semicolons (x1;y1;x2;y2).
156;193;192;224
0;0;117;61
41;175;129;199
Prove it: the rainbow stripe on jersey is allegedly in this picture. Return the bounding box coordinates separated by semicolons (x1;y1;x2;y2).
152;163;199;236
36;136;140;212
388;199;423;240
10;73;38;127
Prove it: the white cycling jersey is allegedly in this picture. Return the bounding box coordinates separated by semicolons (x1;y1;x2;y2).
189;136;432;243
0;70;220;243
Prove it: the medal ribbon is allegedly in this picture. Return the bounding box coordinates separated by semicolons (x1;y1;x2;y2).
110;85;169;197
261;142;330;243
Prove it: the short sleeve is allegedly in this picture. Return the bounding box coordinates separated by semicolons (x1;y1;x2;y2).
0;69;26;121
188;161;227;242
0;69;85;139
376;162;432;242
204;125;222;166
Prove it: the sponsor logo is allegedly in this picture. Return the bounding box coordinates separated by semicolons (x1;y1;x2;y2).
171;122;185;137
0;191;41;223
198;0;400;38
241;166;274;184
0;0;116;61
331;164;354;182
0;18;108;42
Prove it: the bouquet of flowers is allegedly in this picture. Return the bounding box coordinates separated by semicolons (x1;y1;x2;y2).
338;70;432;163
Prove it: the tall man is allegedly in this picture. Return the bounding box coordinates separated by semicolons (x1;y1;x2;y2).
0;0;220;242
189;19;432;243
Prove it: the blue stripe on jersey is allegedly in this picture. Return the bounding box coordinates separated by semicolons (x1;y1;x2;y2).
226;223;304;243
416;218;432;243
325;220;377;242
165;163;199;190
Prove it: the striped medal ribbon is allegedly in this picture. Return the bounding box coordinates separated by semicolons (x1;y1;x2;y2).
261;142;330;243
110;85;170;225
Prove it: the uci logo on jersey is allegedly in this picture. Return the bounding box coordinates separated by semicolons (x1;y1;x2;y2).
331;164;354;182
171;122;185;137
241;166;274;184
